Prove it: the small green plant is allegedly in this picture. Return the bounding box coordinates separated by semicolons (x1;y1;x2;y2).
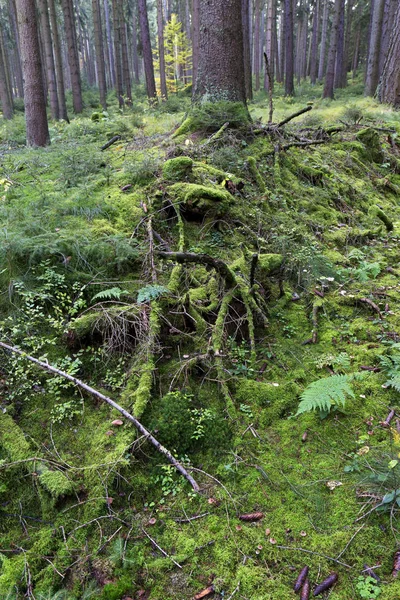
355;575;381;598
296;373;367;417
190;407;215;440
379;349;400;392
137;284;170;304
315;352;351;372
91;287;129;303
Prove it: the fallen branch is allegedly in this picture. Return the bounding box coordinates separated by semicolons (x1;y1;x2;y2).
158;251;236;287
277;106;312;128
359;297;383;319
276;545;352;569
100;135;121;151
0;341;200;492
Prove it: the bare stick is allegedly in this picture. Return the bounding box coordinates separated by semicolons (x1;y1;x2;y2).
263;52;274;123
359;297;383;319
174;512;210;523
276;545;352;569
142;528;182;569
100;135;121;151
0;341;200;492
277;105;312;128
226;582;240;600
312;302;319;344
336;524;365;560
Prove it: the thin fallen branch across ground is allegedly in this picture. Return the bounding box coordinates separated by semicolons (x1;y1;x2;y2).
0;341;200;492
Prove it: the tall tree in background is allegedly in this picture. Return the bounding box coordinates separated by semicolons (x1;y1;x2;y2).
138;0;157;103
192;0;199;84
37;0;59;119
323;0;344;99
379;2;400;107
157;0;168;99
61;0;83;112
365;0;385;96
193;0;247;104
318;0;329;82
16;0;49;145
92;0;107;108
309;0;320;84
242;0;252;100
284;0;294;95
48;0;68;120
0;23;13;119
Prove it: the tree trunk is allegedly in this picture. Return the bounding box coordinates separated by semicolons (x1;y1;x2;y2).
284;0;294;95
365;0;385;96
341;0;354;87
157;0;168;99
253;0;261;90
121;20;132;103
265;0;275;91
37;0;59;119
379;2;400;107
138;0;157;104
322;0;343;99
112;0;124;106
16;0;50;145
192;0;200;85
310;0;320;84
193;0;247;104
0;24;13;119
242;0;252;99
334;0;346;88
317;0;329;82
61;0;83;112
8;0;24;98
92;0;107;108
103;0;116;87
48;0;68;120
131;5;140;84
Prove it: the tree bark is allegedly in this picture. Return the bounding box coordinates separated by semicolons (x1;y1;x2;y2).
322;0;343;99
317;0;329;82
379;2;400;107
16;0;50;145
192;0;200;85
334;0;346;88
37;0;59;119
253;0;261;90
103;0;116;87
284;0;294;95
61;0;83;113
365;0;385;96
131;5;140;84
310;0;320;84
264;0;275;91
193;0;247;104
0;24;13;119
8;0;24;98
138;0;157;104
157;0;168;99
242;0;253;100
48;0;68;120
92;0;107;108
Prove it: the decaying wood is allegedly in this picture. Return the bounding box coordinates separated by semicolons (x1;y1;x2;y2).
100;135;121;151
238;512;264;522
0;341;200;492
359;297;383;319
158;251;236;287
194;585;215;599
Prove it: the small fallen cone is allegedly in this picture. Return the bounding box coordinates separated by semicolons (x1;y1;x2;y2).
239;512;264;522
194;585;215;599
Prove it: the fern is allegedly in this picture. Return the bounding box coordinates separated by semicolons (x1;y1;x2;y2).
379;352;400;392
137;284;170;304
296;373;366;416
91;287;128;302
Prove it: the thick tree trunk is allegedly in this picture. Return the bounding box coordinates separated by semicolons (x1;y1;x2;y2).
317;0;329;82
112;0;124;106
334;0;346;88
37;0;59;120
8;0;24;98
193;0;247;104
48;0;68;120
138;0;157;104
341;0;354;87
157;0;168;99
253;0;261;90
16;0;50;145
92;0;107;108
379;0;397;76
192;0;200;85
379;3;400;107
284;0;294;96
322;0;343;99
103;0;116;87
242;0;252;100
61;0;83;113
365;0;385;96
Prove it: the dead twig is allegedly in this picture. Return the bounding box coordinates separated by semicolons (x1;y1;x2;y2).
276;545;352;569
174;512;210;523
100;135;121;151
277;106;312;128
142;528;182;569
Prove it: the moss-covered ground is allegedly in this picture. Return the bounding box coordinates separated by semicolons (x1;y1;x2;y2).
1;81;400;599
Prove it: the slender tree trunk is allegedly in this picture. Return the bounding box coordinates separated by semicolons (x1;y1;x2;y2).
193;0;247;104
284;0;294;95
341;0;353;87
16;0;50;145
92;0;107;108
352;22;361;78
318;0;329;82
274;5;281;83
112;0;124;106
253;0;261;90
121;19;132;103
265;0;275;91
37;0;59;119
103;0;116;87
322;0;343;99
192;0;199;85
310;0;320;84
61;0;83;112
131;6;140;84
279;0;285;84
8;0;24;98
0;25;13;119
138;0;157;103
334;0;346;88
157;0;168;98
378;2;400;106
365;0;385;95
242;0;253;99
48;0;68;120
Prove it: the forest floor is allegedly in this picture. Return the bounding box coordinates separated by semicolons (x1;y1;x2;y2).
1;80;400;599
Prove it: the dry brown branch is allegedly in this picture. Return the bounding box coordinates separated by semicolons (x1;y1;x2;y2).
277;106;312;128
0;341;200;492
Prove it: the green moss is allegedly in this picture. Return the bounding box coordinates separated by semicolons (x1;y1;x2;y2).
162;157;193;181
168;182;233;217
173;101;250;136
38;470;75;498
246;156;267;192
368;205;394;231
356;128;384;164
230;253;283;282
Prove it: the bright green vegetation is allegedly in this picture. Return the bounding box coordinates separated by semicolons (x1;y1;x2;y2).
2;82;400;598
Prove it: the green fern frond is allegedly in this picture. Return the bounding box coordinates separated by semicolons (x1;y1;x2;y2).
91;287;128;302
385;376;400;393
296;373;366;416
137;284;170;304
